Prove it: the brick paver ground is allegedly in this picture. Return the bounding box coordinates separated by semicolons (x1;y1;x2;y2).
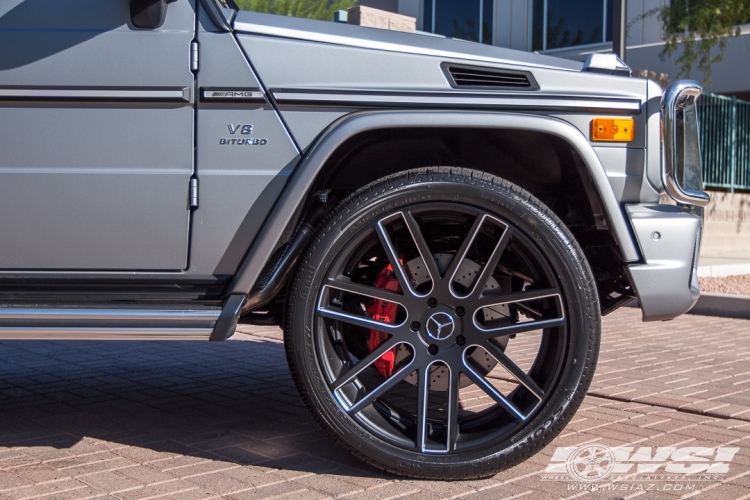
0;308;749;500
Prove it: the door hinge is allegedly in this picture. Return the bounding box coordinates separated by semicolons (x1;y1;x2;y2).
190;178;199;208
190;40;199;72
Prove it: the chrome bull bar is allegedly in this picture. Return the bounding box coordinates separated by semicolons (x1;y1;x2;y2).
661;80;711;207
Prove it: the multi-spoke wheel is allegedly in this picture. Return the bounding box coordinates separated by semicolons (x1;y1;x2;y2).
285;168;600;479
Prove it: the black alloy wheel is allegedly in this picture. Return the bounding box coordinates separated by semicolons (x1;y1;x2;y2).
285;168;601;479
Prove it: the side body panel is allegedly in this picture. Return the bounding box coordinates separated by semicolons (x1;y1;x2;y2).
190;5;299;276
234;13;657;206
592;148;659;203
0;0;196;270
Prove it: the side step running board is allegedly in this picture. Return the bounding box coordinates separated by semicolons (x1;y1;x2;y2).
0;306;222;340
0;327;215;340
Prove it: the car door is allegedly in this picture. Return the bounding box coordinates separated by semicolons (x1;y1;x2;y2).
0;0;195;270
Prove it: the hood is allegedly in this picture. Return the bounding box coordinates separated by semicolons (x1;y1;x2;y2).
233;10;583;73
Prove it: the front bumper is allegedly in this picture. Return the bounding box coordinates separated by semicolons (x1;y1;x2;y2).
625;204;702;321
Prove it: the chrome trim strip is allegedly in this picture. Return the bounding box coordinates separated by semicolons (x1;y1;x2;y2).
660;81;710;207
271;90;641;113
0;168;191;175
0;87;191;102
0;308;221;321
0;327;213;340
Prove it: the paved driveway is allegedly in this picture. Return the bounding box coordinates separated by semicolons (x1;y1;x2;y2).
0;308;749;500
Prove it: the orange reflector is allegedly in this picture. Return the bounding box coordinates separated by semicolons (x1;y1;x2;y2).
591;118;635;142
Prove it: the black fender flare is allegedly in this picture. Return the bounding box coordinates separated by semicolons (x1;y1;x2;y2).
227;109;639;297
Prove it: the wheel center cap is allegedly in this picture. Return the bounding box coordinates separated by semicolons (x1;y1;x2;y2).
425;312;456;340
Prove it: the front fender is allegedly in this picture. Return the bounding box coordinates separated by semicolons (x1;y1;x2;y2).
227;109;640;296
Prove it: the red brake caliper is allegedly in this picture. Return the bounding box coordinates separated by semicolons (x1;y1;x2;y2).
365;263;401;378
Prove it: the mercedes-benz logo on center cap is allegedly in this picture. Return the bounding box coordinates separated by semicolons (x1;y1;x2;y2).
426;312;456;340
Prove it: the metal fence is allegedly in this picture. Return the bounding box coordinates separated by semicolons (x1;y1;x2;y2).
698;93;750;192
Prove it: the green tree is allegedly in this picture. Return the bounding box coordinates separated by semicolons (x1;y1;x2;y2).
235;0;358;21
637;0;750;84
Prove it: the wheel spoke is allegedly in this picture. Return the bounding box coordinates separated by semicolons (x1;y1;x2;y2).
476;288;561;310
347;363;414;414
416;365;430;452
475;317;565;336
445;214;485;285
469;225;511;299
482;341;544;400
402;211;442;285
462;361;527;421
331;337;402;391
446;365;460;452
317;305;403;331
325;277;404;305
375;219;418;297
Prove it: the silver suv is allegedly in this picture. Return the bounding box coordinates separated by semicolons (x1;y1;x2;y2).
0;0;708;479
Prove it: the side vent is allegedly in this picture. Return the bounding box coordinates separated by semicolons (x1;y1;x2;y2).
443;64;539;91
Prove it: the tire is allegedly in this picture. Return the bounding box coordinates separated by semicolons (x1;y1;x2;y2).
284;167;600;479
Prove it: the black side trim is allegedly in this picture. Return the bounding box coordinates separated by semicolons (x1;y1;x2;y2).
210;294;246;341
241;222;314;314
270;89;641;113
0;86;191;102
442;63;539;91
0;274;230;302
0;273;228;283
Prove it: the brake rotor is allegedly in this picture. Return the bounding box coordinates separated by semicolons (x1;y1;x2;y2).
368;253;512;392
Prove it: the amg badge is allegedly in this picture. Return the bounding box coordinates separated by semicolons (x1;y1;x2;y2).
202;89;264;101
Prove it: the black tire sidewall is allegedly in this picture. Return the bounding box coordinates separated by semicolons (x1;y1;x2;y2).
285;168;600;478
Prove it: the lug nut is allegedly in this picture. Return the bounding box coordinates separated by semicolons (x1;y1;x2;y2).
456;335;466;346
427;298;437;307
455;306;465;316
428;344;439;355
411;321;421;331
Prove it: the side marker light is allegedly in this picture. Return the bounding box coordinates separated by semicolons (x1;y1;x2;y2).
591;118;635;142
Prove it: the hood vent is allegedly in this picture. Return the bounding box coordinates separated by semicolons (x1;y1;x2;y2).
443;64;539;91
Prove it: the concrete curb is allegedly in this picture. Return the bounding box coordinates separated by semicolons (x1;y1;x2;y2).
698;263;750;278
689;292;750;320
626;293;750;320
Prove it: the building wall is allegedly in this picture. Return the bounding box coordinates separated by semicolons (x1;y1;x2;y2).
360;0;400;13
397;0;419;22
701;190;750;257
625;0;667;46
493;0;532;51
626;29;750;97
623;0;749;96
393;0;749;97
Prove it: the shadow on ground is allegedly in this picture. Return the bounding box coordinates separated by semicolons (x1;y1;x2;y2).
0;338;385;480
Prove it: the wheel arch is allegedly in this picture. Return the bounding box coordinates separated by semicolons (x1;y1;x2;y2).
227;110;640;299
